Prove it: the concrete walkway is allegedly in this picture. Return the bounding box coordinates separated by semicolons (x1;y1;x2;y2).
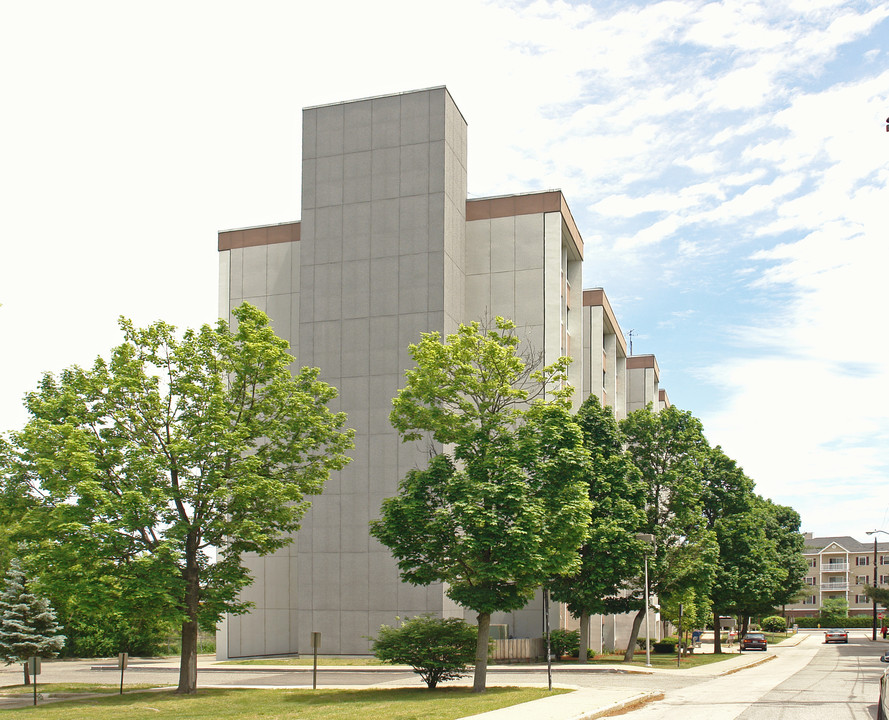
0;632;814;716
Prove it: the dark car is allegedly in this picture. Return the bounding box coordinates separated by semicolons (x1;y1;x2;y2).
740;632;767;651
878;651;889;720
824;628;849;643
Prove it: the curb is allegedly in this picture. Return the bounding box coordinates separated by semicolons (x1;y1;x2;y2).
91;663;637;675
717;653;776;676
584;691;664;719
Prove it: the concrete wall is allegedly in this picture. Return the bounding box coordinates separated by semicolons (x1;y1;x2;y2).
217;87;469;658
216;87;665;658
581;289;628;419
627;355;660;415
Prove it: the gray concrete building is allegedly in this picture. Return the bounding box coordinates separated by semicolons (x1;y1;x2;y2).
216;87;666;658
582;288;628;420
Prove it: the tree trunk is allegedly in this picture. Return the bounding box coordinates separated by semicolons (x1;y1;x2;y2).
713;610;722;654
177;535;200;694
623;607;646;662
473;612;491;693
740;615;749;638
22;663;30;686
579;612;590;663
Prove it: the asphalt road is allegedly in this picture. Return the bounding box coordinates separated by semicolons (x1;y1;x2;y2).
621;629;885;719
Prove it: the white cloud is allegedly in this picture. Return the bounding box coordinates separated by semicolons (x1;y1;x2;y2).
1;0;887;538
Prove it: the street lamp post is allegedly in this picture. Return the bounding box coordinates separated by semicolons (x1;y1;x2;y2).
637;533;655;668
866;530;889;641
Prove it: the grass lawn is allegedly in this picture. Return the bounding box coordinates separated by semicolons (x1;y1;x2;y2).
0;686;567;719
558;652;737;669
0;683;158;695
763;632;792;644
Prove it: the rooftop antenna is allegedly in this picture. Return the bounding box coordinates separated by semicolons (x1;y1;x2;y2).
627;329;635;356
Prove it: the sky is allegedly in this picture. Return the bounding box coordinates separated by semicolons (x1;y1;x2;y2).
1;0;887;540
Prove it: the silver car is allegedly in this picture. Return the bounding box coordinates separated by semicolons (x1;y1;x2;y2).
824;628;849;644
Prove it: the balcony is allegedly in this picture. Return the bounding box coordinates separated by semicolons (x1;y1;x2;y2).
822;563;849;572
822;582;849;592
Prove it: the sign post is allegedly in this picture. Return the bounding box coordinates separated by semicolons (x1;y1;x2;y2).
677;604;684;668
311;632;321;690
118;652;128;695
27;657;41;706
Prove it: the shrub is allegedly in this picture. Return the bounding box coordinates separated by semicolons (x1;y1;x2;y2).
792;615;873;628
653;641;676;654
547;629;580;658
761;616;787;633
370;615;477;689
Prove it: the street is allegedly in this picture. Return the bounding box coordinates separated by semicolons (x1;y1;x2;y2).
619;630;885;719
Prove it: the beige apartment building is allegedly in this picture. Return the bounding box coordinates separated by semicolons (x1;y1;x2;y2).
216;87;666;658
784;534;889;619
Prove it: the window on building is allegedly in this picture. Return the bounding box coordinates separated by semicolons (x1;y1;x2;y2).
881;575;889;585
804;577;816;585
808;558;817;568
856;594;869;603
802;596;817;605
882;556;889;565
857;556;871;566
857;575;869;584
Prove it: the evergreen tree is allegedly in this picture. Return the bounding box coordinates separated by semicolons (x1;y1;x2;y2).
0;557;65;684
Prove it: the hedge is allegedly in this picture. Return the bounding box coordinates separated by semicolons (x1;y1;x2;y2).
790;615;876;628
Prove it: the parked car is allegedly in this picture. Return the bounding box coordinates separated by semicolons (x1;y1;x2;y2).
740;632;768;651
824;629;849;643
878;651;889;720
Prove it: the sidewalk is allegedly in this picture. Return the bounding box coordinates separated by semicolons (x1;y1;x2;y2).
0;633;810;716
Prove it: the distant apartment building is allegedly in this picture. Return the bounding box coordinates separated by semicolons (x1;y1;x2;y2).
784;534;889;618
216;87;667;658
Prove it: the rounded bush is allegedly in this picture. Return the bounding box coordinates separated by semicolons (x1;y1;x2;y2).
371;615;478;689
761;616;787;633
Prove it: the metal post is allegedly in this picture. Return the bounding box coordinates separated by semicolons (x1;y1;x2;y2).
27;658;40;706
544;588;552;691
644;551;651;667
118;653;128;695
311;631;321;689
875;537;879;642
677;603;683;668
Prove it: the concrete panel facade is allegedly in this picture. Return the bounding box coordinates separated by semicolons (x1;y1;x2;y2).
582;288;628;419
217;87;670;658
627;355;661;415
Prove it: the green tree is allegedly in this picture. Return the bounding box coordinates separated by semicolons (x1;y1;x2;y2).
866;586;889;605
547;395;646;663
710;506;783;646
0;558;65;685
8;303;353;693
370;319;591;693
0;438;33;574
660;585;711;652
700;447;806;647
759;501;807;610
371;615;479;689
619;405;717;662
699;446;770;653
820;597;849;625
